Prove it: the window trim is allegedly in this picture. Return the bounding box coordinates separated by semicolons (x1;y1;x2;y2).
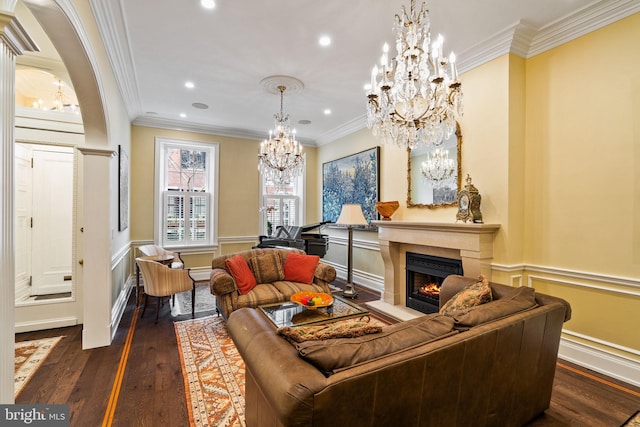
259;164;306;235
154;137;219;251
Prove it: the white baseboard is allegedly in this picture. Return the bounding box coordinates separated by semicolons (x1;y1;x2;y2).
325;260;384;294
559;337;640;388
111;276;133;342
15;316;78;333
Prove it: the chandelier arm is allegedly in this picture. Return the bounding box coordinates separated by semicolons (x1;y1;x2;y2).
366;0;462;150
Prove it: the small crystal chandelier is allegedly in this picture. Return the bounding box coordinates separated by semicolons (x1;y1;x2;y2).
32;79;80;113
258;85;304;183
366;0;463;150
421;148;455;187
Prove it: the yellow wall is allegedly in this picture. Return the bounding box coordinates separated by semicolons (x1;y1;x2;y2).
130;125;318;268
521;13;640;358
317;13;640;363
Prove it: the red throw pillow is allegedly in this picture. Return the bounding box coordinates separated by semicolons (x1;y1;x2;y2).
225;254;257;294
284;253;320;284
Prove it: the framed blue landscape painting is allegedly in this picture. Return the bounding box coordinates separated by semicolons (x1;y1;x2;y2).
322;147;380;223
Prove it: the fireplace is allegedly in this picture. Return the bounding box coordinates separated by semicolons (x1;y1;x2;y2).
406;252;463;314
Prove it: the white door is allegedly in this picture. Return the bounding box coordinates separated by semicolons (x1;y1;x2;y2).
30;147;74;295
15;144;33;300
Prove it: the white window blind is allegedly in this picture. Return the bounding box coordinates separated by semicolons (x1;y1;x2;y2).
155;138;218;249
163;191;210;245
260;173;305;235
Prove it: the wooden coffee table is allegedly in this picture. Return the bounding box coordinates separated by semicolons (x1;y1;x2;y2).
258;294;369;328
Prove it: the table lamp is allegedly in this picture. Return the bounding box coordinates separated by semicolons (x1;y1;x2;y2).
335;204;368;298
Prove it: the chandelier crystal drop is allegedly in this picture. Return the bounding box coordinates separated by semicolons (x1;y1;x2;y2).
366;0;463;150
258;85;304;183
421;148;455;188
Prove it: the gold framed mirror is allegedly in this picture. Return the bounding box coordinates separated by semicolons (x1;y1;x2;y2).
407;122;462;208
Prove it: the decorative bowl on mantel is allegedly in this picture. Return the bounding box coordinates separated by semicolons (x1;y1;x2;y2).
375;201;399;220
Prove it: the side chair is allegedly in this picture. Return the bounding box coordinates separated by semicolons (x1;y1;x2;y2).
136;258;196;323
138;244;184;269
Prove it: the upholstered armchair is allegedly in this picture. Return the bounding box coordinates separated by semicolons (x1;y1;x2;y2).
136;258;196;323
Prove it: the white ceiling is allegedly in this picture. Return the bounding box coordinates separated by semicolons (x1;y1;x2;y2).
18;0;640;145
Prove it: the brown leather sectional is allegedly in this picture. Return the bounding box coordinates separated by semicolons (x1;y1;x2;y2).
227;275;571;427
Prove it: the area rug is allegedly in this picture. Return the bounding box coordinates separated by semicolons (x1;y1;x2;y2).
14;336;63;397
171;283;217;317
174;315;245;427
622;411;640;427
174;311;390;427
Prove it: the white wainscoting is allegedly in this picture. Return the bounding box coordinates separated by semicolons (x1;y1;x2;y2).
111;244;132;342
494;262;640;388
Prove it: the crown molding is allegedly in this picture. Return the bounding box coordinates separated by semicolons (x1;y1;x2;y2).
456;0;640;75
527;0;640;58
315;114;367;146
93;0;640;146
132;115;316;146
90;0;142;119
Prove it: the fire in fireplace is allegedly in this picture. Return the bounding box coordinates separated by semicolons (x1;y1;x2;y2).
406;252;463;314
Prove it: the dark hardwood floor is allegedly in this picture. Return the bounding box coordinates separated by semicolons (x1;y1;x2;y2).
16;282;640;426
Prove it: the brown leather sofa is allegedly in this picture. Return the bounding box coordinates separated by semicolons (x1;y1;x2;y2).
227;275;571;427
210;248;337;319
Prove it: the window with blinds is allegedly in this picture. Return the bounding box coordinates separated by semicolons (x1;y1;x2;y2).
155;138;218;248
261;175;304;235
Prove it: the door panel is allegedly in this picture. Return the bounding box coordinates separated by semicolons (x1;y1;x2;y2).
15;144;32;300
31;148;73;295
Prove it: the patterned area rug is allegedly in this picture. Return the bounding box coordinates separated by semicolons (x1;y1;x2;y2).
623;411;640;426
14;336;63;397
174;316;245;427
171;283;217;317
174;310;390;427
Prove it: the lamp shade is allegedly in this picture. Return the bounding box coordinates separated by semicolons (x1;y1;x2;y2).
335;204;368;226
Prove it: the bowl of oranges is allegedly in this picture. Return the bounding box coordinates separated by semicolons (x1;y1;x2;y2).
290;291;334;310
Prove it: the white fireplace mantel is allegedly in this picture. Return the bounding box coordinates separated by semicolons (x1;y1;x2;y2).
369;220;500;320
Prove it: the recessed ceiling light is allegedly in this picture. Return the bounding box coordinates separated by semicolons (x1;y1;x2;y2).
185;81;195;89
319;35;331;47
180;113;187;118
298;119;311;125
323;109;332;115
192;102;209;109
201;0;215;10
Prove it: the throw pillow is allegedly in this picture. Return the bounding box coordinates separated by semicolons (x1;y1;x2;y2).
296;314;456;375
277;320;382;343
448;286;538;329
248;252;285;283
440;274;492;316
224;254;257;295
283;252;320;284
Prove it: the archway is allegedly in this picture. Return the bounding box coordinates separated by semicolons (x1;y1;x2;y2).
2;0;124;403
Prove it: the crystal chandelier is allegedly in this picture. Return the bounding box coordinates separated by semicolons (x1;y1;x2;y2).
421;148;455;187
32;79;80;113
258;85;304;183
366;0;463;150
